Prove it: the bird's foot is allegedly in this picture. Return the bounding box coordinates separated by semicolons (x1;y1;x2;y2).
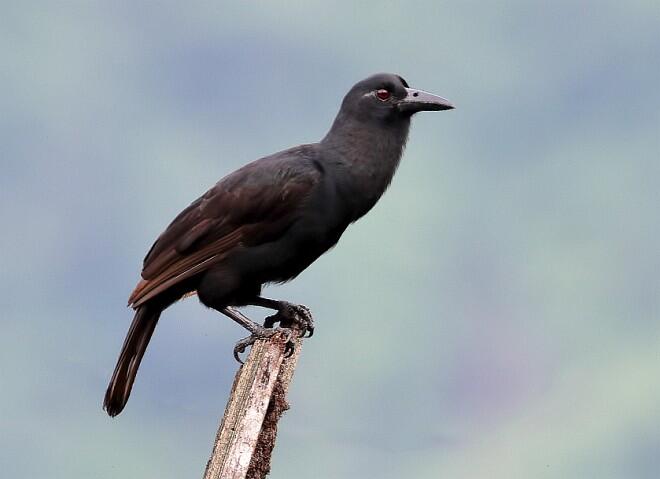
263;302;314;338
233;326;295;364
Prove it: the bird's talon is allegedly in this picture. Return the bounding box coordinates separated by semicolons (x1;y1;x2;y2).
263;314;279;329
233;344;246;364
233;335;256;364
284;340;295;357
275;302;315;338
234;350;244;364
233;326;298;363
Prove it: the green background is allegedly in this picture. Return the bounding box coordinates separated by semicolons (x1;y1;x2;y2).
2;2;659;477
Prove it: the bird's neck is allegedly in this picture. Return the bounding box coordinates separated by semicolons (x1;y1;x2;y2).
320;113;410;219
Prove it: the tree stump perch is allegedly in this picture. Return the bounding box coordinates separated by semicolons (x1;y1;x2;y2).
203;326;304;479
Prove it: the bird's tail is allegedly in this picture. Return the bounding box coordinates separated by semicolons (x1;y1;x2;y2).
103;304;161;417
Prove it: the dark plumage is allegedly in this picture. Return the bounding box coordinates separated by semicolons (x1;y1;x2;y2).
104;73;453;416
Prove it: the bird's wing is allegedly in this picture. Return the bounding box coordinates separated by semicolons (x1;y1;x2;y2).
128;148;320;308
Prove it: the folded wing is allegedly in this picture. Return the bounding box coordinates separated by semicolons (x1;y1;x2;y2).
128;148;320;308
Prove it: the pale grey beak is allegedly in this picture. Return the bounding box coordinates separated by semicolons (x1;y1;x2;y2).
398;87;455;113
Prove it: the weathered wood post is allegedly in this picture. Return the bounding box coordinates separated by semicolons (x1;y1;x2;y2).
203;325;304;479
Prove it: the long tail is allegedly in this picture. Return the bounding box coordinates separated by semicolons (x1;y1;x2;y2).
104;305;161;417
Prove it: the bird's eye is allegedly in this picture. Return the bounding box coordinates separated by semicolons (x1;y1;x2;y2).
376;89;391;101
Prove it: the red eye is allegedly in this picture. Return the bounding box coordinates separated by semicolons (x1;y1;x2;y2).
376;89;391;101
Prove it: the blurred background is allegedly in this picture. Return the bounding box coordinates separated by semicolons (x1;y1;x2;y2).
2;2;659;478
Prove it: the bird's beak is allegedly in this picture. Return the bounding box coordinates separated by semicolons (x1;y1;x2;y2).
398;88;455;113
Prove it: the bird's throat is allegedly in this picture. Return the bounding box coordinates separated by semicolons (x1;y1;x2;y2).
321;115;410;220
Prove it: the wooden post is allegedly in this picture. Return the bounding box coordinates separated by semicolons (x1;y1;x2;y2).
203;328;303;479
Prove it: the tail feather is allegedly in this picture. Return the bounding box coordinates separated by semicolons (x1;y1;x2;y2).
104;305;161;417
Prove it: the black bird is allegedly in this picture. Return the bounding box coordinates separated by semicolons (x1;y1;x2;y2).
104;73;454;416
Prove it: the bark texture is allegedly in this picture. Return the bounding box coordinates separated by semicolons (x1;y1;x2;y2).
203;330;303;479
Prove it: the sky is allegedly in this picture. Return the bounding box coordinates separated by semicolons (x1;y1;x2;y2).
2;2;660;478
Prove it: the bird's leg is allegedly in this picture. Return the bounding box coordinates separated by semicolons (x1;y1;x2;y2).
221;306;265;334
221;306;294;363
250;297;315;338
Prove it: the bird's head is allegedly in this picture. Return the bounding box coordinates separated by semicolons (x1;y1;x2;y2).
338;73;454;125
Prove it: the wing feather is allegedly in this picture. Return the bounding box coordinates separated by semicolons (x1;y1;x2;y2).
127;146;320;308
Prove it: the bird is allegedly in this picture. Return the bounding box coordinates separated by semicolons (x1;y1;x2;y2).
104;72;454;417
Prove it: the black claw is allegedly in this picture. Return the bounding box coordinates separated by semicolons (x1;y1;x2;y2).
263;314;278;329
233;326;298;363
232;333;261;364
270;302;315;339
233;343;248;364
284;340;295;358
234;349;244;364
